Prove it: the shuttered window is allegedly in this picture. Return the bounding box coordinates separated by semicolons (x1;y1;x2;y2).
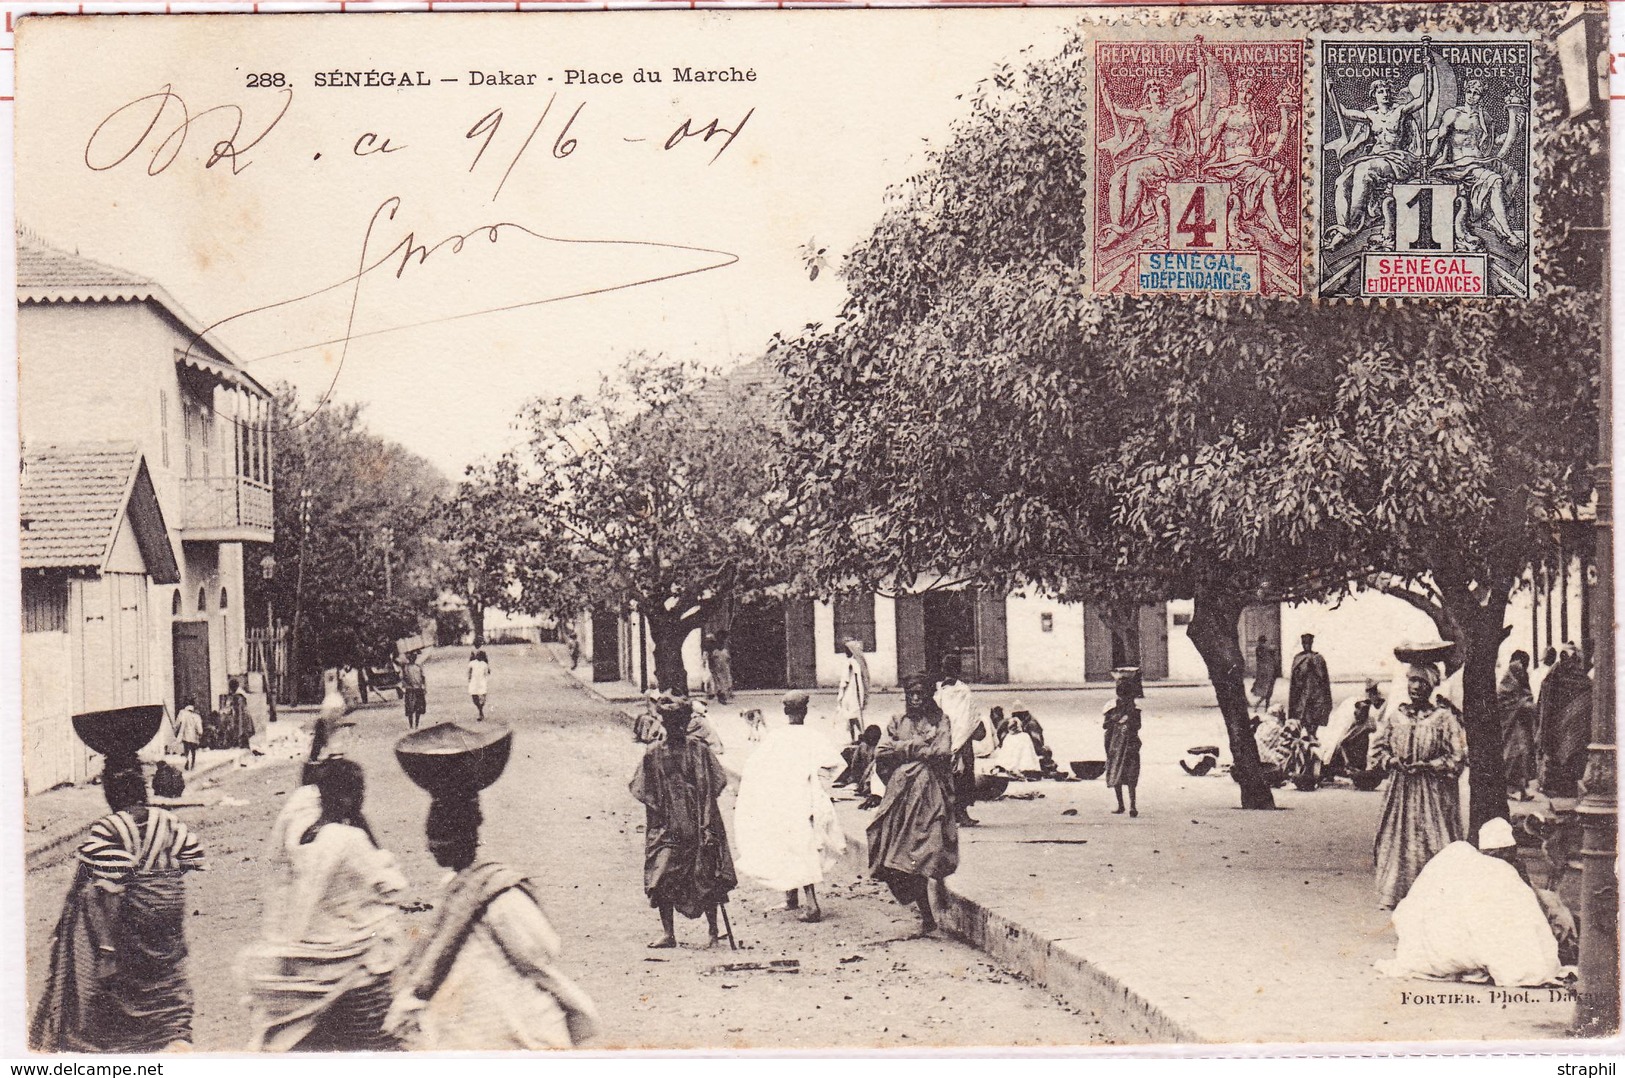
23;577;67;633
833;591;876;653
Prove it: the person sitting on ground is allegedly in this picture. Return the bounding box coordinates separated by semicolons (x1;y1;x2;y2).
1375;818;1562;987
987;701;1042;778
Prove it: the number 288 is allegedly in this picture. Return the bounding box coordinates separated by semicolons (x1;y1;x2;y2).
246;73;288;88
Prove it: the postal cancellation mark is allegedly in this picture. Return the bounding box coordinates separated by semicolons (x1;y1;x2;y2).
1092;38;1305;298
1316;37;1534;299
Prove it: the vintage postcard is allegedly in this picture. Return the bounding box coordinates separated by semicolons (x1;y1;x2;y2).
8;1;1616;1056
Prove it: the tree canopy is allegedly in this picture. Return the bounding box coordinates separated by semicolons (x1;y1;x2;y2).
774;1;1604;817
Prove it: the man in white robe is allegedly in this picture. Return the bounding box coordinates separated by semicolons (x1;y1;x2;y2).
733;691;847;922
1375;817;1561;987
935;657;980;826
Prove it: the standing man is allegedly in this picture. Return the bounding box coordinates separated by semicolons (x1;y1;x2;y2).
1252;634;1281;712
401;651;427;731
223;678;255;750
467;648;491;722
867;674;959;937
176;700;203;771
630;697;737;948
733;691;846;923
934;655;980;827
1288;633;1333;745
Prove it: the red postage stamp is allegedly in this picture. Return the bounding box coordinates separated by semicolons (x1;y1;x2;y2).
1093;38;1305;297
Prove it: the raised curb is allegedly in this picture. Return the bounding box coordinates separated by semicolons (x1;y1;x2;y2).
833;823;1198;1044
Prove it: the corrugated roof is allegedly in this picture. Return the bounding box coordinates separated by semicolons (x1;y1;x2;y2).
19;444;179;583
15;229;271;400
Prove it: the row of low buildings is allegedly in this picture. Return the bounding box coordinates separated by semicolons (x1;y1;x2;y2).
576;551;1596;699
18;231;274;793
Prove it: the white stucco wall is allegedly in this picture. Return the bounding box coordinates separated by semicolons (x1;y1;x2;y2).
1006;593;1085;684
1281;591;1438;684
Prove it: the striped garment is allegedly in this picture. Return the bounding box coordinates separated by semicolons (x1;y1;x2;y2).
78;808;203;884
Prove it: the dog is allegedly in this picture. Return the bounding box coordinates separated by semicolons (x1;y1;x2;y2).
741;708;766;741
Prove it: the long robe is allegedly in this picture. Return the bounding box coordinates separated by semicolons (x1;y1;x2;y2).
32;807;203;1052
1288;649;1333;730
1251;644;1280;701
1103;702;1142;788
630;735;737;918
836;653;870;735
1536;659;1592;799
734;724;846;891
866;710;958;903
396;862;599;1050
239;788;407;1052
1376;842;1560;987
1371;700;1468;909
1497;666;1536;794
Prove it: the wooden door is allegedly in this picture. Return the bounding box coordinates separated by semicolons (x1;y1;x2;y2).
1240;602;1283;679
785;599;817;689
894;594;925;686
1138;604;1169;680
974;589;1009;684
730;599;787;691
590;609;621;683
172;621;211;713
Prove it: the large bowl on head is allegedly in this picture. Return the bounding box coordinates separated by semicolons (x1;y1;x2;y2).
1070;760;1107;781
72;705;166;758
1394;640;1457;666
395;722;513;797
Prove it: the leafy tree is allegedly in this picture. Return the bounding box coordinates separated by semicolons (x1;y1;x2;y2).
440;456;538;645
258;387;449;700
502;353;796;693
775;2;1603;823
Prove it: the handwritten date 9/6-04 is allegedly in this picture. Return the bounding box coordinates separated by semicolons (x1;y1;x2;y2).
84;84;754;185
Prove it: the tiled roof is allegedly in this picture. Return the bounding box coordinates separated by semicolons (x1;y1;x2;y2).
16;239;157;303
15;228;270;399
20;444;144;570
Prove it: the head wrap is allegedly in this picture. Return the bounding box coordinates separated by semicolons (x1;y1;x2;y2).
782;690;810;710
1477;817;1516;851
656;694;694;724
903;673;935;694
1406;663;1441;690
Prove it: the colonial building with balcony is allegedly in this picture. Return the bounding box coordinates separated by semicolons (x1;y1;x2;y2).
17;229;275;789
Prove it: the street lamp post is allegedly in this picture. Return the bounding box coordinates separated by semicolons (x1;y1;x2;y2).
259;553;278;723
289;486;312;707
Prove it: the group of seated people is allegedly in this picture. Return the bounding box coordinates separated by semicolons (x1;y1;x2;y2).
1248;680;1387;790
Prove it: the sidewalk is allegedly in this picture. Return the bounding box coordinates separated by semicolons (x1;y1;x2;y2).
23;719;313;868
695;695;1578;1046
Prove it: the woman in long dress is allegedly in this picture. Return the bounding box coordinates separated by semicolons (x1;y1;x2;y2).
835;640;870;742
866;675;958;936
1498;651;1537;801
31;760;203;1052
240;758;408;1051
1371;663;1468;909
708;632;734;705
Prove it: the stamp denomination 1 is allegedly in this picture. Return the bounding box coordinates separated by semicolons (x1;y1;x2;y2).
1316;37;1533;299
1093;37;1305;297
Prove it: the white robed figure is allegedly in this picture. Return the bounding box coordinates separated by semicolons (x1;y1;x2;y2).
835;641;871;742
733;691;847;922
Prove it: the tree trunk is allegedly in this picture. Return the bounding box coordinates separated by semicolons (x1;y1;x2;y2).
1188;590;1277;810
470;601;487;646
647;611;692;695
1439;575;1512;839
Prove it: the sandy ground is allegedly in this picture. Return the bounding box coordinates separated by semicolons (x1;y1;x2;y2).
23;643;1111;1051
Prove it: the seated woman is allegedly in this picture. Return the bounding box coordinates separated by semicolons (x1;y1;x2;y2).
988;703;1043;778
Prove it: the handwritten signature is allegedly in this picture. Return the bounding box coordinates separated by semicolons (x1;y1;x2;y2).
185;196;740;426
85;84;292;175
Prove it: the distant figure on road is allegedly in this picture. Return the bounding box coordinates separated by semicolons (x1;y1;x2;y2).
1104;667;1144;817
867;674;958;937
468;648;491;722
386;791;599;1049
1288;633;1332;738
836;639;871;742
240;759;407;1051
935;654;980;827
402;651;427;730
176;700;203;771
223;677;255;750
1251;635;1280;711
707;631;734;705
1371;662;1468;909
630;697;737;948
733;691;846;923
1497;650;1536;802
31;758;203;1052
